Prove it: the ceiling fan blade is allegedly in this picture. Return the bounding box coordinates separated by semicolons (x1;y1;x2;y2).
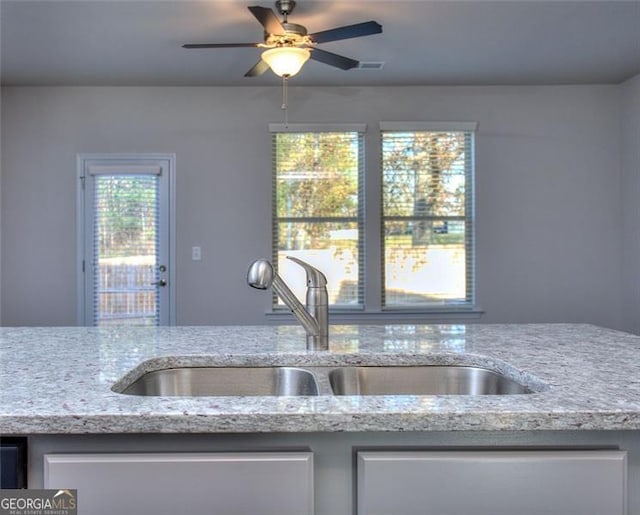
183;43;261;49
244;59;270;77
248;6;286;35
310;48;359;70
310;20;382;44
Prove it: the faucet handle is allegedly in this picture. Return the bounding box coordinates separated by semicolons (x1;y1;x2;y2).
286;256;327;288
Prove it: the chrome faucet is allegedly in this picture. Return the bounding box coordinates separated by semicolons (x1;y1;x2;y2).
247;256;329;351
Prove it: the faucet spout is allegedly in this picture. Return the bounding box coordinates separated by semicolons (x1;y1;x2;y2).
247;257;329;351
270;273;320;336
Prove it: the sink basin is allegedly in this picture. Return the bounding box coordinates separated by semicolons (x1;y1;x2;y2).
329;366;533;395
120;366;319;397
116;362;538;397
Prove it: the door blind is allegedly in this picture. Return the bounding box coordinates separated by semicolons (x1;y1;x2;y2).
92;174;160;325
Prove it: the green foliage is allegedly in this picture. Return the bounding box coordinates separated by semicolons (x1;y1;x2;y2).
275;133;359;247
382;131;468;245
96;175;158;259
382;131;466;217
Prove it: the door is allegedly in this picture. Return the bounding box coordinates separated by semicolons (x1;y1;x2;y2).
78;154;175;326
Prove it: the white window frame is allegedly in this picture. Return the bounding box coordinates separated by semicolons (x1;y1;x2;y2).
380;121;478;313
76;153;177;326
268;122;482;324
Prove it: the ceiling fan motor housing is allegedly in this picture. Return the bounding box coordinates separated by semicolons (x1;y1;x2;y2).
265;23;308;46
282;23;307;36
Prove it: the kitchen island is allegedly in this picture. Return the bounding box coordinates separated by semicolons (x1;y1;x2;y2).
2;323;639;514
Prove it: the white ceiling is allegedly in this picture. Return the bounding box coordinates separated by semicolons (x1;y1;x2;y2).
1;0;639;87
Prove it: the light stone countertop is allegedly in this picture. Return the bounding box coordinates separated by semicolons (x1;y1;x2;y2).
1;323;639;434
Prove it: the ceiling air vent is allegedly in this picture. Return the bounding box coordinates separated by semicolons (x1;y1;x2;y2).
356;61;385;70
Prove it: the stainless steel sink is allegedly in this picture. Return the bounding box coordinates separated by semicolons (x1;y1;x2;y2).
328;366;533;395
120;366;319;397
116;363;537;397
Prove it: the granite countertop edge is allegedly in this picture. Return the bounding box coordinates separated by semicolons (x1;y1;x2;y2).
2;323;639;434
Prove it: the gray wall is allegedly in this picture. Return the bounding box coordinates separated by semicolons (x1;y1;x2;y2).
621;74;640;334
0;85;623;328
0;94;2;325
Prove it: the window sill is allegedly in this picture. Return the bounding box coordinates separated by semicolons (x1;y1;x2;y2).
264;308;484;325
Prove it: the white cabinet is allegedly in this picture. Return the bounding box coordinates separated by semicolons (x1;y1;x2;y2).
45;452;313;515
358;450;627;515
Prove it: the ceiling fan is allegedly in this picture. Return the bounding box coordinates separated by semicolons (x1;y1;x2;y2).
182;0;383;78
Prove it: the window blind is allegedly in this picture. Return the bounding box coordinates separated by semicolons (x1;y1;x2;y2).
380;125;476;309
271;126;366;308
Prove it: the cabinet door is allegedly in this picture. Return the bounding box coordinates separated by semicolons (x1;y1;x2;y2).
45;452;313;515
358;450;626;515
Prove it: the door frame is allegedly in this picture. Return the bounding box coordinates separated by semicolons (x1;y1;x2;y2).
76;153;176;326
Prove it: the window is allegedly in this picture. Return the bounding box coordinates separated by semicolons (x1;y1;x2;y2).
270;122;476;315
270;124;365;308
381;122;476;310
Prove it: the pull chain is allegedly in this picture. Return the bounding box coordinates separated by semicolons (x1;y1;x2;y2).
281;75;289;127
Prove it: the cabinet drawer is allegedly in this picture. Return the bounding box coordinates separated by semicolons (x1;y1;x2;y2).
358;450;627;515
45;452;313;515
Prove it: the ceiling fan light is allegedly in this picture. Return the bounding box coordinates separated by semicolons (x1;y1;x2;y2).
261;47;310;78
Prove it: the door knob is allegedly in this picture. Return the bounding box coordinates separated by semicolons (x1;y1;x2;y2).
151;279;167;287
